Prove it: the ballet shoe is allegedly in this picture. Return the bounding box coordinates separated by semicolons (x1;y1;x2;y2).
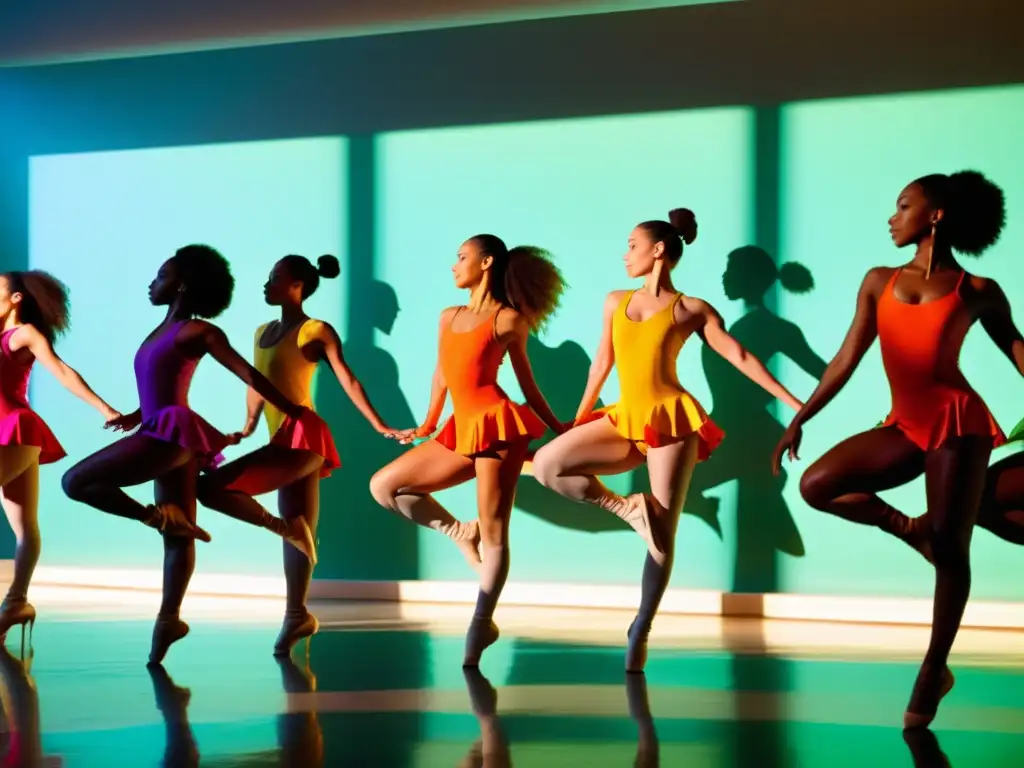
619;494;666;560
148;616;190;666
0;598;37;661
625;618;651;674
463;618;500;667
898;514;934;565
452;520;483;574
145;503;211;543
903;666;955;729
284;517;318;565
274;611;320;658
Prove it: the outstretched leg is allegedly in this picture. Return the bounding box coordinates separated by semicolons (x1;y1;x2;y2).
463;439;530;667
62;434;207;540
966;450;1024;545
799;426;929;557
273;469;323;657
532;417;653;549
369;440;479;569
149;458;201;665
904;435;990;728
197;445;322;561
625;434;699;672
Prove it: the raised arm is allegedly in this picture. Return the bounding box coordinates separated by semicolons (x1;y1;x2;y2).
19;325;119;420
504;313;564;434
316;321;391;434
979;278;1024;377
199;323;303;419
690;297;802;412
573;291;621;423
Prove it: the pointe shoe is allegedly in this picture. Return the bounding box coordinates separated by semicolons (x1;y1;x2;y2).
463;618;500;667
145;503;212;543
619;494;666;560
897;515;934;564
274;611;320;658
903;667;955;729
449;520;482;574
284;517;318;565
0;598;37;661
625;618;651;673
148;616;190;666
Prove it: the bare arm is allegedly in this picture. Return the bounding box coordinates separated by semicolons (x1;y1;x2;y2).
239;387;265;437
200;324;303;419
319;322;390;433
979;279;1024;377
574;292;621;422
691;298;803;412
20;326;118;419
504;313;563;433
413;310;453;437
787;268;887;427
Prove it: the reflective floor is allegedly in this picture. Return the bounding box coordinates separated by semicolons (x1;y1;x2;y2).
2;589;1023;766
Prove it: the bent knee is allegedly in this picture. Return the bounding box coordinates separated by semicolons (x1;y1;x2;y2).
799;466;835;511
530;445;561;488
61;467;86;501
369;469;398;509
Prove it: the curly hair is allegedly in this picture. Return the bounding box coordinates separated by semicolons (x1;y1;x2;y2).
915;171;1006;256
638;208;698;265
279;254;340;299
172;244;235;319
471;235;566;334
4;270;71;344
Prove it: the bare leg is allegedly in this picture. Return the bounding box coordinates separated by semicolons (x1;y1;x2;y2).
370;440;479;569
799;426;930;559
532;418;654;550
274;469;322;657
0;448;42;646
962;451;1024;545
62;434;207;541
197;445;322;561
905;435;990;728
149;458;201;665
463;440;529;667
626;435;699;672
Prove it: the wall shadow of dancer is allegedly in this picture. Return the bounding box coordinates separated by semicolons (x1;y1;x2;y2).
516;335;624;533
315;281;419;581
649;246;825;594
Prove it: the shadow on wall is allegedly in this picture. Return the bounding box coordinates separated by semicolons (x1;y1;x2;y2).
517;246;823;595
314;280;418;581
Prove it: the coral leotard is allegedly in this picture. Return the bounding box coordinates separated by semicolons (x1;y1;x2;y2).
592;291;723;460
253;319;340;476
877;269;1004;450
435;307;545;455
0;327;66;464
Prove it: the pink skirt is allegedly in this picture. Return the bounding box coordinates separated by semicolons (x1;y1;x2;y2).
0;408;66;464
138;406;228;469
270;410;340;478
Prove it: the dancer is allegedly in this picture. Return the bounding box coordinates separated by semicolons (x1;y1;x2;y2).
773;170;1011;728
198;254;394;657
0;270;121;647
61;245;305;664
531;209;802;672
370;235;566;666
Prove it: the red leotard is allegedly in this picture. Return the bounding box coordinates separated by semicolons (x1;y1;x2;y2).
876;269;1004;450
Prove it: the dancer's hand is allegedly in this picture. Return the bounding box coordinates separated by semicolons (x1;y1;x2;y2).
106;410;141;433
100;405;121;423
224;432;245;446
772;420;803;475
391;428;419;444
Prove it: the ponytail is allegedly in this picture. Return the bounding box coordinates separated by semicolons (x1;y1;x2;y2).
471;235;566;333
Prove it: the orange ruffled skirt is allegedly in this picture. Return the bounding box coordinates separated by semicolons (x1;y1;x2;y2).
882;388;1005;451
0;408;66;464
270;409;341;478
583;391;723;460
436;400;546;456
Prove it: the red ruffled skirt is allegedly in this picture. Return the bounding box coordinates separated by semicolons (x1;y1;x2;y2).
0;408;66;464
270;409;341;478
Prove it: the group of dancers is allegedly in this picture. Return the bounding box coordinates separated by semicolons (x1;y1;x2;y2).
0;168;1018;730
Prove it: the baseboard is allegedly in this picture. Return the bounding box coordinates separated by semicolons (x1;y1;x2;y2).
20;564;1024;631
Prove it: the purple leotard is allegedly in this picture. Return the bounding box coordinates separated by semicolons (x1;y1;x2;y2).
134;320;227;467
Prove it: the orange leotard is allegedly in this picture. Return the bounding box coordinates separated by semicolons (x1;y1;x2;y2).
435;307;545;455
590;291;723;460
877;269;1004;450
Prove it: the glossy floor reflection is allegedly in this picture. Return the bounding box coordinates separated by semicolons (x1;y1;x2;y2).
1;592;1023;766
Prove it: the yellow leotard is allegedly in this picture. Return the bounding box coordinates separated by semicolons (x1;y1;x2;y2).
595;291;723;460
253;319;331;436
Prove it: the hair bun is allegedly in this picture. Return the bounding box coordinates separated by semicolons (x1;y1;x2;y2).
317;254;341;279
668;208;698;245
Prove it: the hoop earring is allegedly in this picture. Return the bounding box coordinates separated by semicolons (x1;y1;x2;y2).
925;223;936;280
